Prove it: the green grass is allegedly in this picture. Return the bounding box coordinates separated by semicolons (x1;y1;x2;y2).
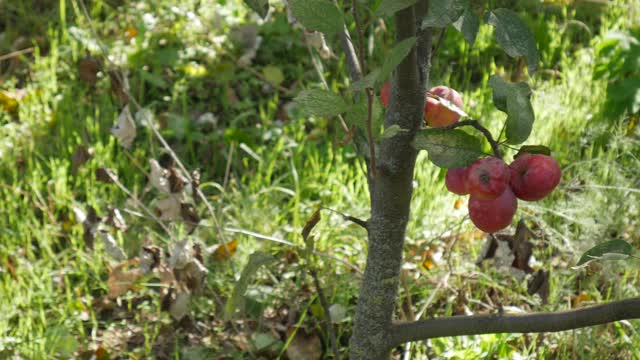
1;0;640;358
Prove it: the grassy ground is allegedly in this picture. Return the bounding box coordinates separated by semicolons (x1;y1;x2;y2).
1;0;640;359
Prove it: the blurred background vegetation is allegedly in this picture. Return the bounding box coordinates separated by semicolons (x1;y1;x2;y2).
1;0;639;358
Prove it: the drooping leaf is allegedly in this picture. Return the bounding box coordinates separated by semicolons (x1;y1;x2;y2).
574;240;633;268
505;83;535;144
294;89;348;118
376;0;417;17
453;8;480;46
488;75;534;144
487;8;540;73
224;252;277;319
243;0;269;19
288;0;344;37
412;129;484;168
422;0;468;28
515;145;551;158
378;37;417;84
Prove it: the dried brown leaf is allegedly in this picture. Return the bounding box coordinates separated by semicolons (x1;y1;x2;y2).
109;69;130;104
155;195;182;221
107;259;143;299
79;55;101;84
105;207;127;232
527;269;549;304
302;208;321;241
149;159;170;193
71;145;93;171
96;167;118;183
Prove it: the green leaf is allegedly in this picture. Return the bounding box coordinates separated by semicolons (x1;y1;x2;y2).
376;0;417;17
224;252;277;319
505;83;534;144
346;96;383;133
380;125;408;140
488;75;534;144
243;0;269;19
378;37;417;84
515;145;551;158
289;0;344;37
262;65;284;86
453;8;480;46
412;129;484;168
350;70;380;92
488;75;509;112
574;240;633;268
294;89;348;118
422;0;468;28
487;8;540;74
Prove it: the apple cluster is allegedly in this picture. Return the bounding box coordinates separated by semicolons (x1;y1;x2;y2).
446;154;561;233
380;82;463;127
379;83;561;232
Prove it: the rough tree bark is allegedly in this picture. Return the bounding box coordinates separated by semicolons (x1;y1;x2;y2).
350;4;432;359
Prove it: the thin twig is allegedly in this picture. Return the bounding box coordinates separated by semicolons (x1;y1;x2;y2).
332;0;362;81
320;206;368;230
430;28;447;64
0;47;34;62
351;0;367;75
311;269;341;359
440;119;502;158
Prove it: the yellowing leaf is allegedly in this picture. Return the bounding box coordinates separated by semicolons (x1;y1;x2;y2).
125;27;138;40
213;239;238;261
571;291;589;308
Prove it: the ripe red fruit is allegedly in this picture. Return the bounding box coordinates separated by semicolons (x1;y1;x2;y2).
380;81;391;108
469;187;518;233
424;85;464;128
509;153;562;201
445;167;469;195
466;157;510;200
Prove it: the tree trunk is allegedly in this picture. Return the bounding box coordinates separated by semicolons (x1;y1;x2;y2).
350;4;431;359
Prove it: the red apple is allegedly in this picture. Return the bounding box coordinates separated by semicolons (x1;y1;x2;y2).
445;167;469;195
424;85;464;128
466;157;510;200
469;187;518;233
509;153;561;201
380;81;391;108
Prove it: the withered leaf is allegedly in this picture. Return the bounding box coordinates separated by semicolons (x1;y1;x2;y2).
139;245;162;274
168;166;187;193
527;269;549;304
79;55;101;84
108;69;130;104
302;208;321;241
180;202;200;225
111;105;136;149
82;206;100;249
511;220;535;273
212;239;238;261
100;232;127;261
107;259;143;298
71;145;93;171
169;289;191;321
96;167;118;183
105;207;127;232
175;259;208;293
286;328;322;360
149;159;170;193
155;195;182;221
